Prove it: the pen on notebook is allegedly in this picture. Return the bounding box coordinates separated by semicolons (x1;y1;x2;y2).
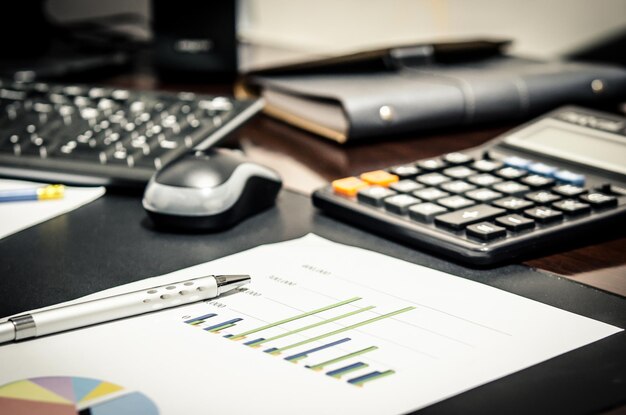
0;184;65;203
0;274;250;345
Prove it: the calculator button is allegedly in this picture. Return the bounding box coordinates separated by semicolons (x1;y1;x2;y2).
409;202;448;223
440;180;476;194
465;188;503;202
357;186;396;207
579;192;618;208
492;197;534;212
468;173;502;187
552;184;585;197
388;165;420;179
437;195;475;210
466;222;506;240
417;158;448;171
602;184;626;196
471;159;503;172
435;204;506;230
525;191;561;204
495;214;535;231
389;179;424;193
527;162;558;177
443;152;473;165
360;170;399;186
492;181;531;196
413;187;450;201
503;156;532;169
384;194;421;214
521;174;555;188
443;166;476;179
524;207;563;223
495;167;526;180
416;173;450;186
552;199;591;216
553;170;585;186
332;177;368;197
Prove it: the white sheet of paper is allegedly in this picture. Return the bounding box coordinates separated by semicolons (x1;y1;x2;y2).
0;179;105;240
0;235;620;414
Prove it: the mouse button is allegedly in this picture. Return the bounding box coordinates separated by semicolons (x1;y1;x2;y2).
156;158;225;188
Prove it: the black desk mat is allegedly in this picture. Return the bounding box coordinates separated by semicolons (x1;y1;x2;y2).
0;189;624;414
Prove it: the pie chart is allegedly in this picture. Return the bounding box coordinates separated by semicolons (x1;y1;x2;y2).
0;376;158;415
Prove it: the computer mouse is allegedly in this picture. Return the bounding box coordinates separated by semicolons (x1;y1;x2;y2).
142;148;282;231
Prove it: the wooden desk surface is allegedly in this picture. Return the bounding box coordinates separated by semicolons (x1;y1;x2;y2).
107;73;626;298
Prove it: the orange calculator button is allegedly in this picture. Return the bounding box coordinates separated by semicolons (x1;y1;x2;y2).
360;170;399;186
332;177;368;197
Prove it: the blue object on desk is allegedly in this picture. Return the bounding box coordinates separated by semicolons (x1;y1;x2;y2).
0;184;65;203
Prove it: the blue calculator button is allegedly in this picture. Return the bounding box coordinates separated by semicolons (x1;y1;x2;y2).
504;156;532;169
553;170;585;186
528;162;557;177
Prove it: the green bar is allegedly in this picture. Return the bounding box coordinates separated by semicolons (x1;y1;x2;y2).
208;323;236;332
247;306;375;347
330;363;369;379
308;346;379;371
272;307;415;354
230;297;362;340
352;370;395;386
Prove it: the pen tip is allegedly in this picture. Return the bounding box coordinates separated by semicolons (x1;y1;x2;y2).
215;275;251;295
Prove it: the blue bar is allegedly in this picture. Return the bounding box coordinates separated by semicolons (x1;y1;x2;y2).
326;362;366;377
223;334;234;338
204;318;243;331
264;347;279;354
184;313;217;324
244;338;265;346
0;188;38;202
348;371;384;385
554;170;585;186
284;338;351;362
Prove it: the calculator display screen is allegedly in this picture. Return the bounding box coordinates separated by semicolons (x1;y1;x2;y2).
505;120;626;176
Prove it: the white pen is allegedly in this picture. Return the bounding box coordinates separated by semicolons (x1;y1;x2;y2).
0;274;250;345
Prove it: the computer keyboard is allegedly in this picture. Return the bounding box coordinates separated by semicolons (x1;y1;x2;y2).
0;79;264;187
313;106;626;266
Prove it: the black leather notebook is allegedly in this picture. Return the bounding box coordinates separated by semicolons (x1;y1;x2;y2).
237;40;626;143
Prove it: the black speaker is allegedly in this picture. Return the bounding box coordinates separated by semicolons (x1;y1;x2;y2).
152;0;238;79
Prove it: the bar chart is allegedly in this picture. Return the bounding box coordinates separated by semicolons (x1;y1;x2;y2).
183;297;415;387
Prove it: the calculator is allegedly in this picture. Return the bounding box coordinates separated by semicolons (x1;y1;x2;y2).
312;106;626;265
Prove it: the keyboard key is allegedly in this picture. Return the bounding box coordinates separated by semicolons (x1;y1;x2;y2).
492;181;530;195
357;186;396;207
388;164;420;179
435;204;506;230
440;180;476;194
495;214;535;231
528;162;557;177
552;184;585;197
465;188;503;202
384;194;421;214
413;187;449;201
443;152;473;164
437;195;475;210
495;167;526;180
579;192;618;208
389;179;424;193
521;174;555;188
443;166;476;179
492;197;534;212
471;159;503;172
525;191;561;204
466;222;506;240
332;177;368;197
409;202;448;223
552;199;591;216
468;173;502;187
416;158;448;171
360;170;399;186
416;173;450;186
553;170;585;186
524;207;563;223
503;156;532;169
